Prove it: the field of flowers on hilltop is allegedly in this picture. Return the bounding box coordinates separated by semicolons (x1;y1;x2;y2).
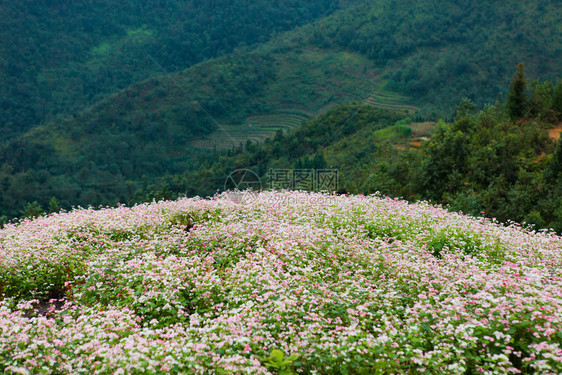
0;191;561;374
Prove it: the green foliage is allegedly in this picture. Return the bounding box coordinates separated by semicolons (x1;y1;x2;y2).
21;201;43;219
1;1;562;231
552;80;562;117
506;63;528;119
418;104;558;228
48;197;61;213
0;0;340;140
546;139;562;181
168;208;223;231
528;80;554;119
262;350;299;375
426;231;482;258
310;0;562;111
176;74;562;233
421;120;471;199
0;255;87;301
373;118;412;141
394;124;412;138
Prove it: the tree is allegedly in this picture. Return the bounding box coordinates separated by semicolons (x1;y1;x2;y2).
421;120;470;200
48;197;61;213
452;99;477;133
546;139;562;181
453;98;476;120
527;80;553;118
311;153;327;169
22;201;43;218
506;63;528;119
552;80;562;117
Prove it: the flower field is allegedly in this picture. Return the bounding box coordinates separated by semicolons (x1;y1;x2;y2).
0;191;561;374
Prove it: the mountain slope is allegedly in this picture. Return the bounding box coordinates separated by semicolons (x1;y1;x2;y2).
2;0;562;218
0;0;342;139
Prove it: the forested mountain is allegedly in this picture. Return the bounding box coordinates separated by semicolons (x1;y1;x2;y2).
1;0;562;225
0;0;341;139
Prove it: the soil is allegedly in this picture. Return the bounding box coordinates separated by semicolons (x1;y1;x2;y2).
547;123;562;140
22;300;66;318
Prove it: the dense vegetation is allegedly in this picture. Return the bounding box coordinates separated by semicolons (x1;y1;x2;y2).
0;0;341;139
1;3;562;372
1;1;562;232
1;192;561;373
161;68;562;233
360;68;562;232
3;67;562;235
307;0;562;112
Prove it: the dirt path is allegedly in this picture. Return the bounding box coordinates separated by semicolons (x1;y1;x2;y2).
548;123;562;140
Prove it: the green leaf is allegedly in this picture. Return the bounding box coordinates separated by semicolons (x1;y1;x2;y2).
287;354;299;361
265;361;280;369
269;349;284;363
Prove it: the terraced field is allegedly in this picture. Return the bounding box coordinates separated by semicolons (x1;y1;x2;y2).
364;90;421;115
190;88;420;151
190;110;313;150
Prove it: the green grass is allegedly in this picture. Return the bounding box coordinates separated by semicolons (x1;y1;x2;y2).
372;119;413;142
88;26;156;67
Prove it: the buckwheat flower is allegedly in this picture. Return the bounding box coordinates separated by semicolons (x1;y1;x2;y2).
448;363;465;372
4;366;30;375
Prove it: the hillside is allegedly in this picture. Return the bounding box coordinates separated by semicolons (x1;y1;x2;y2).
0;0;341;140
2;0;562;219
173;70;562;233
1;192;561;373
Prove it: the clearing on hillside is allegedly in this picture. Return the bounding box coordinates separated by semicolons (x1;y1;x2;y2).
548;123;562;140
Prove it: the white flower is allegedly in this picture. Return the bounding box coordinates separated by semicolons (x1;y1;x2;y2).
5;366;30;375
447;363;465;372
